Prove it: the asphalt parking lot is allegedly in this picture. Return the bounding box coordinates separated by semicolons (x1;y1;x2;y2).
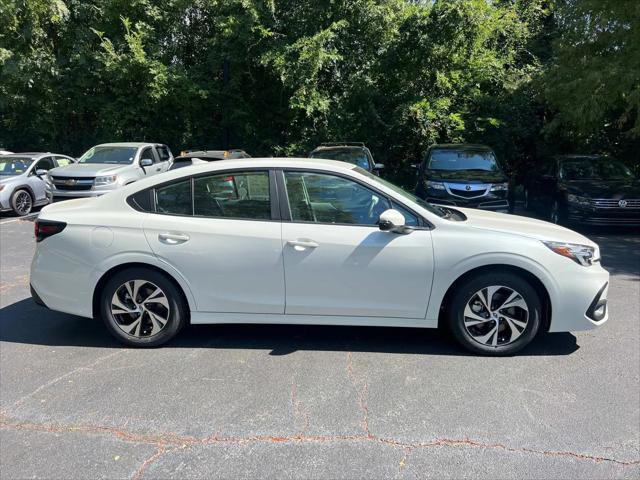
0;211;639;479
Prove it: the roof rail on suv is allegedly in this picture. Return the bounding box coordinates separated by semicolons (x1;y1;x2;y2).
319;142;365;147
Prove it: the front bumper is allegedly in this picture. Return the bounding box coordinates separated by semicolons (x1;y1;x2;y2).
567;205;640;227
548;262;610;332
47;187;112;200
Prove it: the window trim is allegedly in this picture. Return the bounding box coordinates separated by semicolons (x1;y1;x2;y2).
277;168;432;229
128;168;280;222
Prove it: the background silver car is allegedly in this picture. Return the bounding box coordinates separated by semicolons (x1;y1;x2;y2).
0;153;76;216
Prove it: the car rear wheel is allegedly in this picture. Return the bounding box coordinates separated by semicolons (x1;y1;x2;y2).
11;189;33;216
100;268;187;347
447;272;542;356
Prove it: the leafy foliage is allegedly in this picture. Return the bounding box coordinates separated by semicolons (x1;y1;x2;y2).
0;0;637;181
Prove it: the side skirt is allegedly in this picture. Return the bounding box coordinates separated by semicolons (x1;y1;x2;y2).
190;311;438;329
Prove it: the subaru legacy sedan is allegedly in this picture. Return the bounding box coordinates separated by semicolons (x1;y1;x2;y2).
30;158;608;355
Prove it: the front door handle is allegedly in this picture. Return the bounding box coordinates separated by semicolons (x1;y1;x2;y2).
158;233;190;245
287;239;319;250
156;167;161;172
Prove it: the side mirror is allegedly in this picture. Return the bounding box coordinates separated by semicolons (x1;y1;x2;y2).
378;209;411;234
373;163;385;170
35;169;48;177
140;158;153;168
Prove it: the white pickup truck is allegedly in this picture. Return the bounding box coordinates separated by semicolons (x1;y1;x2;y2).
46;142;173;200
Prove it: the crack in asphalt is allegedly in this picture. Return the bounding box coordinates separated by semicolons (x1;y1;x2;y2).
1;416;638;473
1;349;126;414
1;351;638;477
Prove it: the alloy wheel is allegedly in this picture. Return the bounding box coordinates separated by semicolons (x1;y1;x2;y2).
14;191;32;215
111;280;170;338
463;285;529;347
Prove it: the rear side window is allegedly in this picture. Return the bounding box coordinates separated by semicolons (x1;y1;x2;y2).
193;171;271;220
157;146;172;161
56;157;74;167
156;179;192;215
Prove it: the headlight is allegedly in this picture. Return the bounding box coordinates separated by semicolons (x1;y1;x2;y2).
543;241;597;266
94;175;118;186
426;180;445;190
490;182;509;191
567;194;591;207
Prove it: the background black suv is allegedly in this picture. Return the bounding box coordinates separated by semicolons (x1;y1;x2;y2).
524;154;640;226
309;142;384;174
414;144;511;212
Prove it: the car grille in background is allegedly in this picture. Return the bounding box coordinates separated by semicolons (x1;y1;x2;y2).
447;187;488;199
52;176;94;191
591;198;640;209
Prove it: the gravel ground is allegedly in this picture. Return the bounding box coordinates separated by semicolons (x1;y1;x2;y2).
0;211;638;479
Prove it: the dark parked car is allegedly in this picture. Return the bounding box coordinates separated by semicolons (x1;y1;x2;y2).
170;149;251;171
524;155;640;226
309;142;384;174
414;144;511;212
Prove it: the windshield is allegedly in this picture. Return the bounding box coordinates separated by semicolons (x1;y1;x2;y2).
310;149;371;170
560;158;635;181
355;167;450;218
78;146;137;165
427;149;500;172
0;157;33;175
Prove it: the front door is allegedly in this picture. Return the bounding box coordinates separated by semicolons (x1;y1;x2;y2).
30;156;55;202
281;170;434;319
143;170;284;314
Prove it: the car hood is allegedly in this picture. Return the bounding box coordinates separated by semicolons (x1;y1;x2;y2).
562;179;640;198
47;163;131;177
455;207;595;246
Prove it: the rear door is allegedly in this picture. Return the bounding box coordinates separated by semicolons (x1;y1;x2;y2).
142;169;285;314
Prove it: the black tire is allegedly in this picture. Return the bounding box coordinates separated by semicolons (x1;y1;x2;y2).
11;189;33;216
447;271;542;356
100;267;188;347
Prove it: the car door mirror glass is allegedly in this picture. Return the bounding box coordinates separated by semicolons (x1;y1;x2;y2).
379;209;411;234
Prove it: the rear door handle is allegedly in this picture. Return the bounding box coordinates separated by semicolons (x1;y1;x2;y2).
158;233;190;245
287;239;319;250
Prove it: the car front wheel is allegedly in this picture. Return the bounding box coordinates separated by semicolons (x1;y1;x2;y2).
11;189;33;216
447;272;542;355
100;268;188;347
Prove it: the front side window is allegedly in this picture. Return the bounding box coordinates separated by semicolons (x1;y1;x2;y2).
140;147;156;163
34;157;55;171
156;179;192;215
194;171;271;220
78;146;137;165
284;171;390;225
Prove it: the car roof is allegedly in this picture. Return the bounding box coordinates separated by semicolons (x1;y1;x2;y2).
311;143;368;151
429;143;493;151
94;142;161;148
2;152;48;158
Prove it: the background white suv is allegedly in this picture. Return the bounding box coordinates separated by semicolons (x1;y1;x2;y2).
46;142;173;200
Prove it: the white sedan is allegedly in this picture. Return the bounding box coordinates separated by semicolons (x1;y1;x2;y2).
30;158;609;355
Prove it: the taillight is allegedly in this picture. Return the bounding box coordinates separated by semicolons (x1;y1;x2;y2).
35;220;67;242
